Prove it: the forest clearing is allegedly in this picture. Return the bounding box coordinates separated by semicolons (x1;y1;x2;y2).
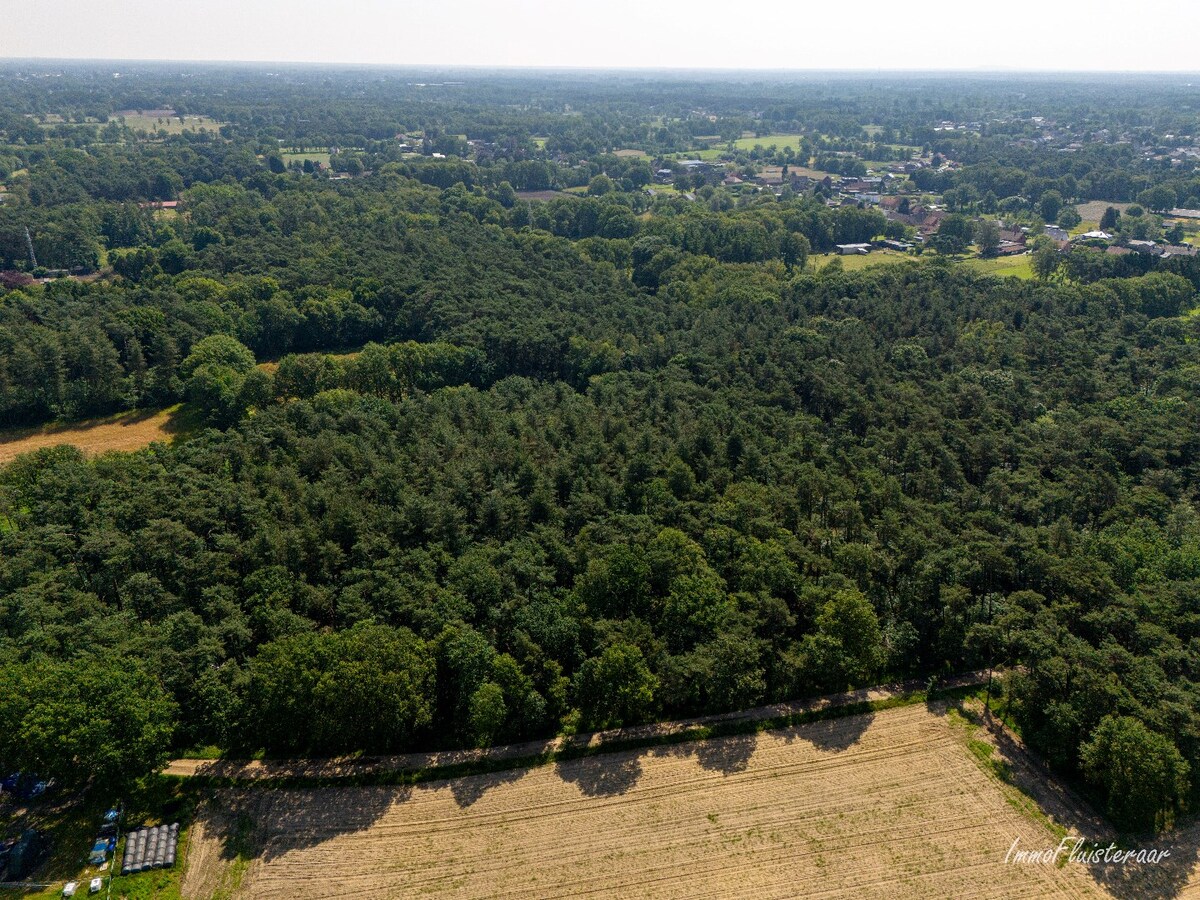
0;405;184;465
180;702;1191;900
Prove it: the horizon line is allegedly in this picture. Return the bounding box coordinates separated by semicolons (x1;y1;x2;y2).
3;57;1200;77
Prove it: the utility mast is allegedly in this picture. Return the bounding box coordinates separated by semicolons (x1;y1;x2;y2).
24;226;37;268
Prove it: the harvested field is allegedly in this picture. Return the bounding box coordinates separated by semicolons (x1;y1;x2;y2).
1074;200;1132;221
515;190;579;202
116;112;224;134
813;250;915;272
963;253;1035;280
731;132;806;151
282;150;332;166
0;405;185;465
180;703;1165;900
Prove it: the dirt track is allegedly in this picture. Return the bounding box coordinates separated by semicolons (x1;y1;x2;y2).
166;671;992;781
180;702;1182;900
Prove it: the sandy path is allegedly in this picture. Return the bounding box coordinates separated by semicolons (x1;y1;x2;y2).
166;671;993;781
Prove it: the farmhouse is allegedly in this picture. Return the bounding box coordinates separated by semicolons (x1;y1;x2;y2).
667;158;724;185
1162;244;1199;258
916;210;947;240
1168;207;1200;219
1042;225;1070;241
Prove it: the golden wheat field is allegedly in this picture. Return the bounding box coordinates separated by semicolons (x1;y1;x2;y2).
180;703;1199;900
0;406;182;465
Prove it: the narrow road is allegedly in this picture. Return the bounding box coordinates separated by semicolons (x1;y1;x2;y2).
165;669;994;782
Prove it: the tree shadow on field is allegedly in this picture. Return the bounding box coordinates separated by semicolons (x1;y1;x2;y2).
692;732;758;775
951;699;1199;900
208;784;402;863
447;766;528;809
1084;822;1200;900
555;750;643;798
923;687;960;720
645;731;759;776
798;711;875;752
984;717;1200;900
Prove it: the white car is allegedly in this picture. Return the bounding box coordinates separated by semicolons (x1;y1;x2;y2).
61;884;77;898
89;877;102;893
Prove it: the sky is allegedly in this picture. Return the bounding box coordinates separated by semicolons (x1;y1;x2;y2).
4;0;1200;72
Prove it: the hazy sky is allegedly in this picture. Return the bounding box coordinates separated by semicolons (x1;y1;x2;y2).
6;0;1200;71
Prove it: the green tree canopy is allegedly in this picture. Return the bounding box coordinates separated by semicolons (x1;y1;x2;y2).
1081;715;1190;833
0;656;176;792
573;643;657;730
244;624;435;754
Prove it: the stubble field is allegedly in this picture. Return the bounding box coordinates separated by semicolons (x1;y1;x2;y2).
180;703;1158;900
0;405;184;465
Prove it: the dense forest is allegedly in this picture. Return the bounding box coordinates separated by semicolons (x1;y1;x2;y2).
0;64;1198;836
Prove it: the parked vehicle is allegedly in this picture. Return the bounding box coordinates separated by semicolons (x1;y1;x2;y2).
87;838;111;866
